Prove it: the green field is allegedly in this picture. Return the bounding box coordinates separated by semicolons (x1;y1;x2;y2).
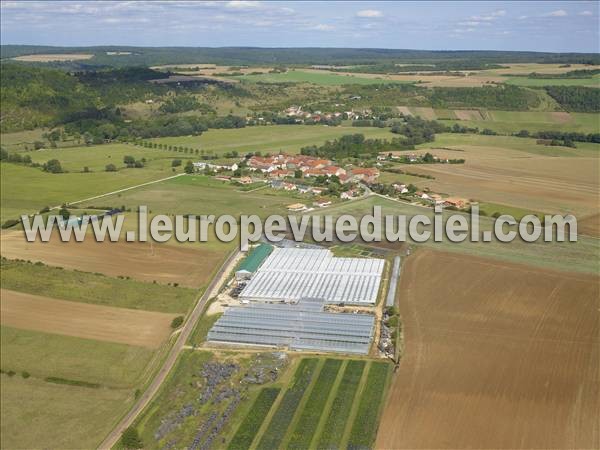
149;125;395;155
0;259;196;313
85;174;309;219
232;70;408;86
0;162;175;222
1;375;130;450
503;75;600;87
321;196;600;274
0;325;156;448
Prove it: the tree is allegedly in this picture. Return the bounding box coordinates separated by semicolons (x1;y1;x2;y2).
33;141;45;150
171;159;182;168
59;206;70;220
83;166;90;173
171;316;184;329
43;159;63;174
105;163;117;172
184;160;194;174
120;427;143;449
123;155;136;167
294;169;303;179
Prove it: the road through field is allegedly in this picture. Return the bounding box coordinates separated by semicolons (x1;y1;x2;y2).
97;247;240;449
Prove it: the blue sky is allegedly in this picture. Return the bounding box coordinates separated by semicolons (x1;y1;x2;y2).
1;1;598;52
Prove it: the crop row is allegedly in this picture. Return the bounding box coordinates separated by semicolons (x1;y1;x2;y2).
227;387;281;450
317;359;366;449
347;362;391;450
256;358;319;450
286;358;343;449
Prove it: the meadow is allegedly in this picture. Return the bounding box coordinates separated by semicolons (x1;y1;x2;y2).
503;74;600;87
149;124;395;155
232;70;408;86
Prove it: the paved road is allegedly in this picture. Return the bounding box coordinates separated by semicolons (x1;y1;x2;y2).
98;248;241;449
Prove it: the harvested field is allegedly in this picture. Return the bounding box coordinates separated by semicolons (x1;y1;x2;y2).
376;249;599;449
12;53;93;62
550;111;573;123
410;107;436;120
396;106;413;116
579;213;600;237
454;109;485;121
0;289;176;348
0;231;224;288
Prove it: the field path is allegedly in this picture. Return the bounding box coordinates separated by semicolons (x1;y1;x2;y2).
97;247;241;449
49;173;186;210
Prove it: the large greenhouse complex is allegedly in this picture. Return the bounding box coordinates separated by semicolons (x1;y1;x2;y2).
207;246;386;354
207;298;375;354
238;247;385;305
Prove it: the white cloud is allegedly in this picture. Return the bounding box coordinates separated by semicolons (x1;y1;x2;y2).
544;9;568;17
459;21;481;26
225;1;261;9
356;9;382;18
311;23;335;31
518;15;528;20
492;10;506;17
579;10;593;16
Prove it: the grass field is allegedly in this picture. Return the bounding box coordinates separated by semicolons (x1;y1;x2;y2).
149;125;395;155
376;249;599;449
0;162;175;222
503;74;600;87
233;70;408;85
1;375;130;450
318;196;600;274
0;259;196;313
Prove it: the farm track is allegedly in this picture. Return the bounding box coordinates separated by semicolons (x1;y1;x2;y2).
98;248;241;450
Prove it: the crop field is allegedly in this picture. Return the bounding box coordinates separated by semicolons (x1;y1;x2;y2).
376;249;599;449
0;258;197;313
86;174;308;218
149;125;394;155
503;74;600;87
1;325;156;448
0;230;226;288
0;162;175;222
12;53;94;62
232;69;407;85
319;196;600;274
133;351;290;449
1;289;176;348
402;134;600;217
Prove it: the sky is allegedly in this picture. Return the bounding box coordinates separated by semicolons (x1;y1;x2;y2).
1;1;598;53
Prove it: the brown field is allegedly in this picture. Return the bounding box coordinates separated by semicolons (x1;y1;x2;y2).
377;249;599;449
394;138;600;216
454;109;485;121
12;53;94;62
550;111;573;123
0;231;225;288
0;289;176;348
484;63;600;76
410;107;437;120
579;212;600;237
396;106;413;116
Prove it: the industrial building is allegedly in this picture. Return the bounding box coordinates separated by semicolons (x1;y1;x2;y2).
238;247;385;305
207;298;375;354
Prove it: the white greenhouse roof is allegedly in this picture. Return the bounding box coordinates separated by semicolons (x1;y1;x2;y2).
239;248;384;304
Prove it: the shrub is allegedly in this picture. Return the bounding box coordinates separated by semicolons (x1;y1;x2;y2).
105;163;117;172
170;316;184;329
21;371;30;379
120;427;143;449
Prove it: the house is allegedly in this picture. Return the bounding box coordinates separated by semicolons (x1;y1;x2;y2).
296;185;311;194
311;187;325;195
282;182;297;191
321;166;346;177
238;176;253;185
444;197;467;208
350;167;380;183
313;198;332;207
269;169;293;179
287;203;307;212
271;180;284;189
215;175;232;182
341;189;358;200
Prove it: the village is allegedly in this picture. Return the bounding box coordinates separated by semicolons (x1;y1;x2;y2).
192;151;469;212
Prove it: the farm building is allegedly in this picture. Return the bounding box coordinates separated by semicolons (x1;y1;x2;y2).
237;243;273;273
239;247;385;305
207;297;375;354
